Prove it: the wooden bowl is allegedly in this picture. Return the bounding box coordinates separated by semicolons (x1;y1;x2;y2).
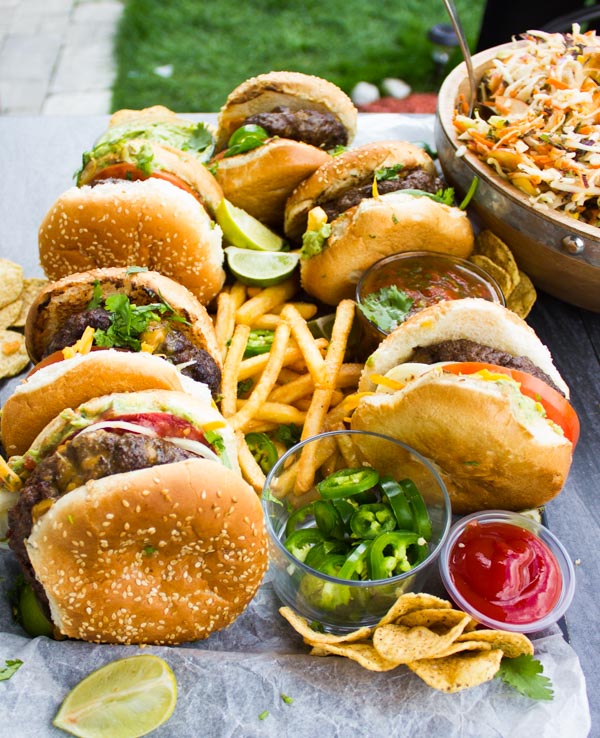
435;44;600;312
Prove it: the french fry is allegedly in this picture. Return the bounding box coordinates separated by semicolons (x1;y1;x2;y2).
281;304;326;384
237;338;327;380
336;432;362;468
271;302;319;320
251;314;284;330
236;431;267;493
236;400;306;426
230;281;248;308
221;323;251;418
269;373;314;405
243;420;280;434
229;320;292;431
235;279;298;325
214;292;236;360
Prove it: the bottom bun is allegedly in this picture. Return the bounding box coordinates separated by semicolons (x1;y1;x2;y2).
300;192;474;305
26;458;267;644
351;371;573;513
1;351;186;456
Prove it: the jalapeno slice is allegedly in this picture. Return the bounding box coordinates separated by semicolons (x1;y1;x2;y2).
313;499;346;539
399;478;433;540
337;541;372;580
225;124;269;157
245;431;278;475
317;467;380;499
305;540;348;570
368;530;420;580
243;329;275;358
284;528;324;563
379;476;413;530
349;503;396;540
285;502;314;537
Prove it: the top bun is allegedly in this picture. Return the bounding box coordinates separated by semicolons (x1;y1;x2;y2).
108;104;198;128
25;267;221;365
359;298;569;396
285;140;436;240
38;178;226;305
215;71;357;151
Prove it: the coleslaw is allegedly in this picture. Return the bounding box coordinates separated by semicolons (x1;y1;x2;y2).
454;25;600;226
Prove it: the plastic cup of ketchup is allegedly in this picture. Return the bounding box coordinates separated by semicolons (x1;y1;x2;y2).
439;510;575;633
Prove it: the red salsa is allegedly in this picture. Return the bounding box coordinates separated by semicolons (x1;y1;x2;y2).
447;520;562;625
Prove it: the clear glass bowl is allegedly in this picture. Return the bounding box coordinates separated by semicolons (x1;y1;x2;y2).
262;430;452;632
356;250;505;344
439;510;575;633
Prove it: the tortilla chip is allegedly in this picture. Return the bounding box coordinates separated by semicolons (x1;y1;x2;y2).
0;299;23;330
430;639;494;658
407;649;504;693
0;329;29;378
474;230;521;288
506;270;537;318
469;254;514;297
396;608;478;633
455;629;533;659
378;592;452;626
309;641;399;672
279;606;373;645
11;278;49;328
0;259;24;310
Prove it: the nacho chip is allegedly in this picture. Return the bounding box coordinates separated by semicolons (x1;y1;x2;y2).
11;278;49;328
506;270;536;318
396;608;478;632
373;613;474;664
455;629;533;659
0;258;24;309
474;230;521;288
0;299;23;330
279;606;373;645
0;329;29;378
378;592;452;627
309;641;399;672
430;639;494;659
407;649;503;693
469;254;514;297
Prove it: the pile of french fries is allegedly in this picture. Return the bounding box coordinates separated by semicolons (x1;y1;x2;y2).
214;276;363;494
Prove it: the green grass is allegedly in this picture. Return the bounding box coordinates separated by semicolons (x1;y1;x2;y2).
112;0;485;113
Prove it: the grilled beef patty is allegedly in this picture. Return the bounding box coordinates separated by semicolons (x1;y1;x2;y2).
244;106;348;149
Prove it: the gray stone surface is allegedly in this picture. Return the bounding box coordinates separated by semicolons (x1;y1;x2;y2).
0;0;122;115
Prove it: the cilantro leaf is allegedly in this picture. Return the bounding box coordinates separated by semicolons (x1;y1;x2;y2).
358;285;413;333
375;164;404;181
186;123;214;155
274;423;302;449
87;280;104;310
0;659;23;682
93;294;170;351
497;654;554;701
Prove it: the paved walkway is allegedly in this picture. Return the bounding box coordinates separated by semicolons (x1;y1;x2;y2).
0;0;122;115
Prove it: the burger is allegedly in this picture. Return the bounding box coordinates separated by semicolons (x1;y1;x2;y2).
351;299;579;513
283;141;475;305
210;71;358;229
0;268;223;456
5;389;267;645
39;107;226;303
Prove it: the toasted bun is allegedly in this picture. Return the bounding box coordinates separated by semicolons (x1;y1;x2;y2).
25;458;267;644
108;104;197;128
215;71;357;151
285;140;437;240
300;192;474;305
351;367;573;513
77;139;223;218
38;179;225;305
25;267;221;365
359;298;569;396
0;351;189;456
212;139;330;229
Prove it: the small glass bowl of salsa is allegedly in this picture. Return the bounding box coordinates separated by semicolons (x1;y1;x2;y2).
356;251;505;342
439;510;575;633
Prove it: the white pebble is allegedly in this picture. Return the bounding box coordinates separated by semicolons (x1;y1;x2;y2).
351;81;380;106
381;78;412;99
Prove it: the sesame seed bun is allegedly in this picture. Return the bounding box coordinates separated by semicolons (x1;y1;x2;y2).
284;140;437;240
351;366;573;513
215;71;357;152
38;179;226;305
358;298;569;396
212;139;330;229
24;267;221;365
26;457;267;644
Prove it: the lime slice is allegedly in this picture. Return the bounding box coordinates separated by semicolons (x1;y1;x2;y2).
225;246;300;286
53;655;177;738
216;198;285;251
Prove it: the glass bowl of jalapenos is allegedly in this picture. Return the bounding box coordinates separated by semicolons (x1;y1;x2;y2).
262;430;452;632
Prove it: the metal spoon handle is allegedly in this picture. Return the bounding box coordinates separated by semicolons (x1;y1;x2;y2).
442;0;476;115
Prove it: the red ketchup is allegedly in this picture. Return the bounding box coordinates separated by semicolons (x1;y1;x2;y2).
447;520;562;625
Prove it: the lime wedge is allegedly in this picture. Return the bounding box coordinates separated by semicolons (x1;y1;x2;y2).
216;198;285;251
225;246;300;286
53;655;177;738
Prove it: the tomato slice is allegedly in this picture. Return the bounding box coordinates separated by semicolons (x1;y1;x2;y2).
90;163;202;203
106;412;208;443
442;362;580;446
